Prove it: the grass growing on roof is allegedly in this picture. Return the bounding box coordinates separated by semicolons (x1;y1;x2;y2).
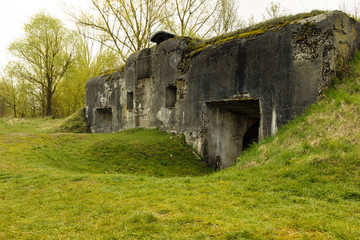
186;10;326;57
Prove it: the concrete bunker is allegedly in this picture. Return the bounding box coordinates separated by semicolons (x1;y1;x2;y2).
85;11;360;169
205;99;260;169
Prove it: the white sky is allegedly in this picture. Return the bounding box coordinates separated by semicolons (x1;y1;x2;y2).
0;0;350;71
0;0;89;71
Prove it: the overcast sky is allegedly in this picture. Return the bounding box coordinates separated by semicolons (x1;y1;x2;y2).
0;0;351;70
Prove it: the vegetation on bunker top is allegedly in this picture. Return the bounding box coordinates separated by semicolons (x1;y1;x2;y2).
185;10;326;57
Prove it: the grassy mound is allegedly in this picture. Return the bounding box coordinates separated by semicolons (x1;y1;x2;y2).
0;128;211;177
53;108;91;133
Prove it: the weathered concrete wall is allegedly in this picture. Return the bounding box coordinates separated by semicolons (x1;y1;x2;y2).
85;11;360;169
85;72;122;133
205;102;259;169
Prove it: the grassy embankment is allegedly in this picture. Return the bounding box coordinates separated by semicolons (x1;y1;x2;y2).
1;53;360;238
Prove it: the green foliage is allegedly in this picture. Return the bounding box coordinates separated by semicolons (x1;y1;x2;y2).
0;69;34;118
1;11;118;119
8;12;75;117
0;77;14;117
56;36;119;117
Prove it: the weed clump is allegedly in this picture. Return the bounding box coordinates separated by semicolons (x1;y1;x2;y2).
54;108;90;133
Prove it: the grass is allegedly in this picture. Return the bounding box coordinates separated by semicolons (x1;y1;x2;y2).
52;108;91;133
179;10;325;73
0;117;62;135
185;10;326;57
1;53;360;238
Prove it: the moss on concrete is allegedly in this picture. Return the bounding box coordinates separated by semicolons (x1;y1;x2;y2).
186;10;326;59
99;65;125;77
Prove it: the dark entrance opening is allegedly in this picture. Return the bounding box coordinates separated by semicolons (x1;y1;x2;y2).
205;99;260;169
166;85;177;108
242;120;260;150
127;91;134;109
95;108;113;133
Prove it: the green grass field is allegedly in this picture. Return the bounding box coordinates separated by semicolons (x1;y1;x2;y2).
1;56;360;239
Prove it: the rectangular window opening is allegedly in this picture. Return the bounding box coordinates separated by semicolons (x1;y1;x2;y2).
166;86;177;108
127;91;134;109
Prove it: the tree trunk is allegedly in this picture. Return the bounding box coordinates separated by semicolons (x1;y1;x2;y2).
46;95;52;116
46;87;52;117
13;98;16;118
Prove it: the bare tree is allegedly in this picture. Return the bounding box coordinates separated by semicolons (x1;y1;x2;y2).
263;1;289;20
69;0;232;62
247;15;256;27
213;0;244;35
69;0;166;62
339;0;360;20
162;0;219;38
